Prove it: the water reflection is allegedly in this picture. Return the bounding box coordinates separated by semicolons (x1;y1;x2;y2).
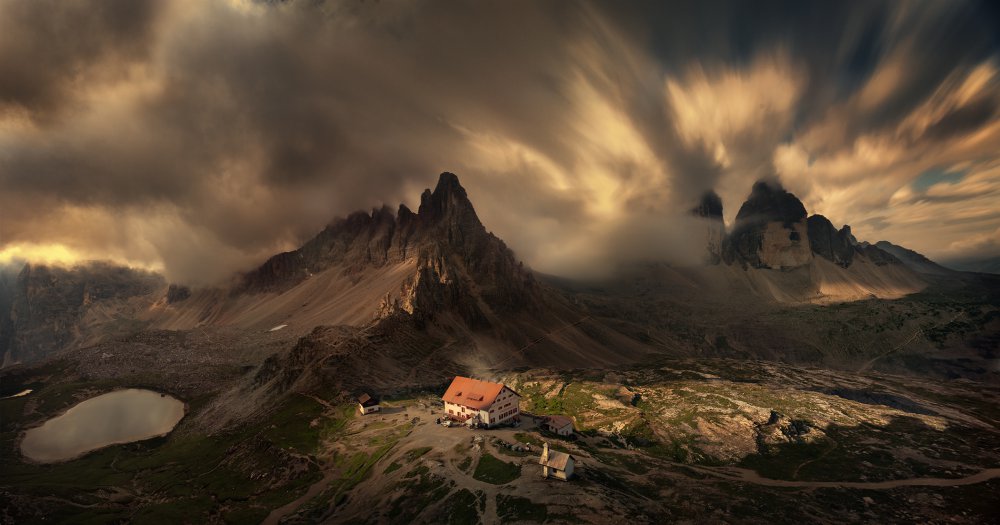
21;389;185;462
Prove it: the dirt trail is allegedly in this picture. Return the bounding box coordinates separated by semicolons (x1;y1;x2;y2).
489;316;592;370
690;464;1000;489
858;312;963;373
262;469;337;525
791;438;837;480
260;393;344;525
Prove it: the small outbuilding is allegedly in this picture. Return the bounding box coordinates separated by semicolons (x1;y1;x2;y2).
357;393;380;415
543;415;574;436
539;442;574;481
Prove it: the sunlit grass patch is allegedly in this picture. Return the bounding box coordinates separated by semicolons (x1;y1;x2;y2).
472;453;521;485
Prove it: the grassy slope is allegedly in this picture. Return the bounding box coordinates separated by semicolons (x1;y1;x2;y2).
0;375;349;524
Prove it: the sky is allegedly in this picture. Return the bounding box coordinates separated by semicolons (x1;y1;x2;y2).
1;0;999;284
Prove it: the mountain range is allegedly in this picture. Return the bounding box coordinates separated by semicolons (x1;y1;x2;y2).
1;172;995;384
3;173;999;524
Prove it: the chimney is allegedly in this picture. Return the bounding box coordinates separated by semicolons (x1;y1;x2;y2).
541;442;549;463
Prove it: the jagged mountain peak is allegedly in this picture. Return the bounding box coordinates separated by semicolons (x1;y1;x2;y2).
398;203;415;220
417;172;484;231
238;172;536;328
839;224;858;245
806;214;856;268
433;171;465;196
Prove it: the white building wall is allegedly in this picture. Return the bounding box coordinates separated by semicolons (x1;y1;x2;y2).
545;459;574;481
445;401;470;419
445;387;521;427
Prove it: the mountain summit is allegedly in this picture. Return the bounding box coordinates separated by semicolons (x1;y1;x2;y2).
240;173;536;327
724;180;812;269
0;173;948;370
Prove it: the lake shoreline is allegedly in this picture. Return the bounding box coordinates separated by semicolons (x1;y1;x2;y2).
19;388;188;464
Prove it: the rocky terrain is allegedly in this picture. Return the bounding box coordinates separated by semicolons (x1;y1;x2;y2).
148;173;655;374
0;172;998;523
239;172;537;325
876;241;958;276
2;356;999;524
807;215;858;268
0;263;165;367
0;173;942;370
724;180;813;270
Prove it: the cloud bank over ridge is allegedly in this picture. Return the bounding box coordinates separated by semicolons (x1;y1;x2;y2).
1;0;998;283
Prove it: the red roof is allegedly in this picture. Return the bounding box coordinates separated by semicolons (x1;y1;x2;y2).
442;376;507;410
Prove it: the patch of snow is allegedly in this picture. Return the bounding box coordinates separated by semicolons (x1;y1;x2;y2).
268;324;288;332
2;389;32;399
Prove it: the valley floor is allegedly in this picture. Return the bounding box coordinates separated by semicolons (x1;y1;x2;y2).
2;354;999;524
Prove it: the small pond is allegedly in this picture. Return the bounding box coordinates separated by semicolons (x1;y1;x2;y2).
21;389;185;463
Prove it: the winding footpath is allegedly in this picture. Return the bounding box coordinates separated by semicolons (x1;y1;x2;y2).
857;312;964;373
690;464;1000;489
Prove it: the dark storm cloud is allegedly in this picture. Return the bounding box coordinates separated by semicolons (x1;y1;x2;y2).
1;0;999;282
0;0;164;120
607;0;999;151
923;98;998;142
0;0;606;282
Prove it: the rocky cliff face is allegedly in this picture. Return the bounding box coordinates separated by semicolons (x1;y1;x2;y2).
806;215;857;268
724;180;812;269
690;191;725;265
0;263;164;366
710;181;911;274
240;172;538;328
804;215;911;271
0;265;19;365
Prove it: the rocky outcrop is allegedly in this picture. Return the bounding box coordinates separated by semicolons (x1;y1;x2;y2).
240;172;538;328
0;265;19;366
166;284;191;304
717;179;915;277
690;191;725;265
856;242;903;266
805;216;914;270
874;241;953;275
756;410;822;453
724;180;812;269
807;215;856;268
0;263;164;365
